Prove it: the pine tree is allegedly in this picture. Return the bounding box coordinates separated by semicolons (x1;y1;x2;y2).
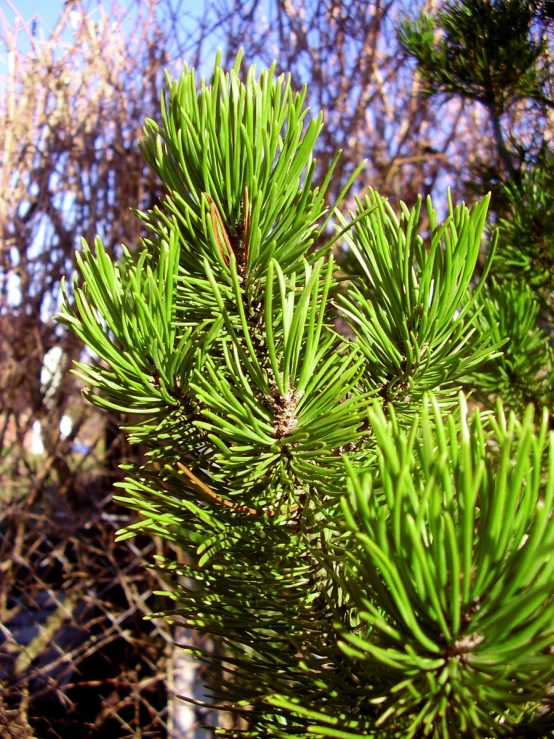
399;0;554;414
57;51;554;737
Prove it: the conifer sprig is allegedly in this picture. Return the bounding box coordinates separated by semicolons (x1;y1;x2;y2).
270;397;554;738
339;190;499;414
57;53;554;738
468;279;554;413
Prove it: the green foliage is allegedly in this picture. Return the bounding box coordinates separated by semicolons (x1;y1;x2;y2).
338;189;497;415
57;54;554;737
398;0;546;113
138;50;358;282
468;280;554;413
271;397;554;738
495;159;554;308
401;0;554;417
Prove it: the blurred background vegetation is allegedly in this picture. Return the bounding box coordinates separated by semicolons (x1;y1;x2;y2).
0;0;552;736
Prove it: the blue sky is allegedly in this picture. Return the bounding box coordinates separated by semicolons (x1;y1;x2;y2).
6;0;63;32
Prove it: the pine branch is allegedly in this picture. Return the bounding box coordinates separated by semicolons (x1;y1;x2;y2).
56;51;554;738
